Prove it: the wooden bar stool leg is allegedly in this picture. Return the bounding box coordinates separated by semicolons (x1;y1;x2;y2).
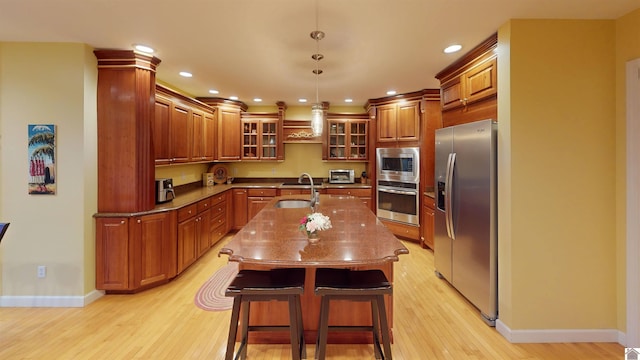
376;295;392;360
370;299;382;359
225;297;242;360
240;298;250;360
316;296;331;360
288;295;302;360
295;294;307;359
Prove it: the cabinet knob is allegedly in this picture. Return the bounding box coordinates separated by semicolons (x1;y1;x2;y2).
137;219;141;224
120;220;125;224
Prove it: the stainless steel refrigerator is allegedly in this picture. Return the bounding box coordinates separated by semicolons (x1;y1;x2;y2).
434;119;497;326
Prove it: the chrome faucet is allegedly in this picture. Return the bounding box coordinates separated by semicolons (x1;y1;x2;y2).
298;172;317;209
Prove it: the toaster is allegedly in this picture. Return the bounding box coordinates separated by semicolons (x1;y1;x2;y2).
155;178;175;204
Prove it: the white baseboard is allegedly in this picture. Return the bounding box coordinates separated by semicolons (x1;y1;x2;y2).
496;319;624;344
0;289;104;308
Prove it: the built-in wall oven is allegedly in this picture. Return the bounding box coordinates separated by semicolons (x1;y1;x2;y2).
376;147;420;225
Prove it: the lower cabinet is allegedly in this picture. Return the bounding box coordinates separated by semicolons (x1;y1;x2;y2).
247;188;277;220
96;211;177;292
232;188;248;230
177;200;211;273
325;188;372;211
210;191;230;246
421;195;435;249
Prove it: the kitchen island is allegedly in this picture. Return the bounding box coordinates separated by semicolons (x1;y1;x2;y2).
219;194;409;344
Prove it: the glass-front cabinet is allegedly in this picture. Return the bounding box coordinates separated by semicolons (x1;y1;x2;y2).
241;118;281;160
325;117;369;160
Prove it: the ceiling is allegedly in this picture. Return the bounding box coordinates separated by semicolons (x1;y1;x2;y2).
0;0;637;108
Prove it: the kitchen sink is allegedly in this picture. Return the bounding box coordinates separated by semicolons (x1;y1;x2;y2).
274;199;312;208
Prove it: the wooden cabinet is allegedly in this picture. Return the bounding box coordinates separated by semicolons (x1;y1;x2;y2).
325;118;369;160
325;188;372;211
375;100;420;145
248;188;277;220
155;85;216;165
436;33;497;128
232;188;248;230
96;211;176;292
177;199;211;273
210;191;230;246
241;118;281;160
421;195;435;250
217;107;242;160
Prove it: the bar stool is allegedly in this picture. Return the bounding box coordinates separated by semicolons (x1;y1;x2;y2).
224;268;306;360
314;268;393;360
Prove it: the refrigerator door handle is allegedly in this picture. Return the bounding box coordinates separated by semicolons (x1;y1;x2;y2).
445;152;456;239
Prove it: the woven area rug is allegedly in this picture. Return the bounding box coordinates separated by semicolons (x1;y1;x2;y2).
194;262;239;311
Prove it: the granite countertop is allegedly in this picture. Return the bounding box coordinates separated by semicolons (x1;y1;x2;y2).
94;181;372;217
219;194;409;267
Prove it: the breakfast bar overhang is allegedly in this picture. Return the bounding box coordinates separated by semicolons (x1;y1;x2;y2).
219;194;409;344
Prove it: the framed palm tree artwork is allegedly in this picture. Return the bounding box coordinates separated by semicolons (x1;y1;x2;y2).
28;124;56;195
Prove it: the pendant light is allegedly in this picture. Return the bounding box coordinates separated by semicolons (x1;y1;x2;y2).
310;0;324;136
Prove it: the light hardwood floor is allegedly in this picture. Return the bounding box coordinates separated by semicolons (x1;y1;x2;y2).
0;235;624;359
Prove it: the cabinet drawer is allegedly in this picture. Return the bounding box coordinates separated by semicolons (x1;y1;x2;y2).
178;204;198;223
423;195;435;209
326;188;371;197
197;198;212;212
210;222;227;245
211;201;226;217
279;189;305;196
211;192;227;206
247;188;277;197
211;212;226;229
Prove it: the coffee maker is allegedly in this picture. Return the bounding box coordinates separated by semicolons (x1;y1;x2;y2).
155;178;175;204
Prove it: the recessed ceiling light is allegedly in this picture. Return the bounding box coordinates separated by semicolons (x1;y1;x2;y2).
229;96;238;100
386;90;397;95
133;44;154;54
179;71;192;78
253;98;262;102
444;44;462;54
209;89;219;94
299;98;308;103
344;98;353;103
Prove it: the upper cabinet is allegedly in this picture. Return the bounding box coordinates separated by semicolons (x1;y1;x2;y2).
435;33;497;128
375;100;421;144
323;113;369;161
197;98;249;161
154;85;216;165
239;104;285;161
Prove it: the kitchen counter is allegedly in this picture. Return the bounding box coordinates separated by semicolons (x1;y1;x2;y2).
219;194;408;344
220;194;407;266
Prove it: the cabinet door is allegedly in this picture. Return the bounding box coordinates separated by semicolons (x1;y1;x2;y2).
248;197;271;220
396;100;420;142
218;108;241;160
421;201;435;250
463;57;497;105
96;217;130;290
202;112;215;161
197;209;211;257
376;104;397;143
153;97;172;165
328;120;348;159
261;120;278;159
232;188;248;230
441;78;463;111
242;121;259;159
177;216;198;273
191;110;204;160
349;121;368;160
170;104;192;163
132;211;177;288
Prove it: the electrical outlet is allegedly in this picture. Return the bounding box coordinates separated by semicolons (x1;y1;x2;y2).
37;265;46;278
271;168;276;174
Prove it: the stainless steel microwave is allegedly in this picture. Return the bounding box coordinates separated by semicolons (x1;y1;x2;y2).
376;147;420;183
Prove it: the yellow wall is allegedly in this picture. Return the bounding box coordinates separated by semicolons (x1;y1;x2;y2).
498;20;617;329
615;7;640;333
0;42;98;298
